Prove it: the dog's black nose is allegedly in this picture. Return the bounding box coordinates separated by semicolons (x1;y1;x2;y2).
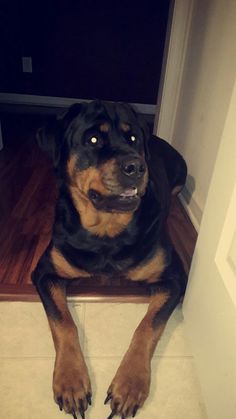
120;157;146;179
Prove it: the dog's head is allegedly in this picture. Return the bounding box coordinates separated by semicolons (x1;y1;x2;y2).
38;100;150;214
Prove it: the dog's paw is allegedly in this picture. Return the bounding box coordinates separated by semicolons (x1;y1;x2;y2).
53;352;92;418
105;356;151;418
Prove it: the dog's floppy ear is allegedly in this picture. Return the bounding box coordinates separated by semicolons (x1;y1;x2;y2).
36;103;83;167
36;119;62;167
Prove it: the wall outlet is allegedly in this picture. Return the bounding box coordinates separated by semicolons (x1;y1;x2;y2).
22;56;32;73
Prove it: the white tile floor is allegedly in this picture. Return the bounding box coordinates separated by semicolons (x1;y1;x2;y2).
0;302;207;419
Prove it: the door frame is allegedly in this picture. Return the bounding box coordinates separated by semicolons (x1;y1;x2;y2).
154;0;195;142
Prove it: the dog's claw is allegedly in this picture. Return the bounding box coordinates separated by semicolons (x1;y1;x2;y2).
104;393;112;404
107;411;116;419
79;401;85;419
79;408;85;419
57;396;63;411
86;392;92;405
72;410;77;419
132;405;139;417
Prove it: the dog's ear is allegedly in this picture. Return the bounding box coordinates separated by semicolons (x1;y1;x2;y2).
36;118;62;167
36;103;83;167
60;103;84;126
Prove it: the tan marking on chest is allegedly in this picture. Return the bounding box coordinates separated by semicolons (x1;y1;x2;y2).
83;208;132;237
127;248;166;283
51;247;90;279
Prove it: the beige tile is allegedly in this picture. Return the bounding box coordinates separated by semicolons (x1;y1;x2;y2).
84;303;192;357
145;357;208;419
157;305;192;357
88;356;207;419
0;356;207;419
0;302;85;358
84;302;147;358
0;358;58;419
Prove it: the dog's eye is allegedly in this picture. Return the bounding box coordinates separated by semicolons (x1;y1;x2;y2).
84;133;103;148
88;136;98;145
129;135;137;143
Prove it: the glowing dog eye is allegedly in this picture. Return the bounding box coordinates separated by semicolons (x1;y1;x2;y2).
130;135;136;142
90;136;98;144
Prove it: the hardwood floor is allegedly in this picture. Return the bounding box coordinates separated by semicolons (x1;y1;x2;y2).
0;113;197;302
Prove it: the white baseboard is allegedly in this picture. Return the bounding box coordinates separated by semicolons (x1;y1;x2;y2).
179;187;202;232
0;93;156;115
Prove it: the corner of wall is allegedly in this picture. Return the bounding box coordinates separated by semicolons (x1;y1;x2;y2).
179;185;202;232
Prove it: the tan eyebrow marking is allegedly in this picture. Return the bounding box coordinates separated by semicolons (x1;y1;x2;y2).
120;123;131;132
99;123;110;132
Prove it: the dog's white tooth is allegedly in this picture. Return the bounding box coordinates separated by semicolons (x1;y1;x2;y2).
120;187;138;197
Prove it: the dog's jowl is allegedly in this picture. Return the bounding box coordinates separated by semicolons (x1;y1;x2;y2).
32;100;187;418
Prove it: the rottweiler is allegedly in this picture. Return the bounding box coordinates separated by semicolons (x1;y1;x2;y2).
32;100;187;419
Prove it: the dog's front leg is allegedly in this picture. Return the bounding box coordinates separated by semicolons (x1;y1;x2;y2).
105;256;186;418
32;258;91;418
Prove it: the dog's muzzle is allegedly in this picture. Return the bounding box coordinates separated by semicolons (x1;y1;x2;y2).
88;156;147;213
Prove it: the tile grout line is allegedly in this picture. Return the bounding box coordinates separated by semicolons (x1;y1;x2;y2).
82;302;88;353
70;301;86;352
81;302;87;352
85;355;194;360
0;355;194;361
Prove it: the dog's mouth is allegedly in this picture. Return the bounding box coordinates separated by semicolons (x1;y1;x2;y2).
88;187;141;213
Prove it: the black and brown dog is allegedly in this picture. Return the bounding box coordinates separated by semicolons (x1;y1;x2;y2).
32;100;187;419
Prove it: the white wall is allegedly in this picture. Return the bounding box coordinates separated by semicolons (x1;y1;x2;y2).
183;76;236;419
157;0;236;230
